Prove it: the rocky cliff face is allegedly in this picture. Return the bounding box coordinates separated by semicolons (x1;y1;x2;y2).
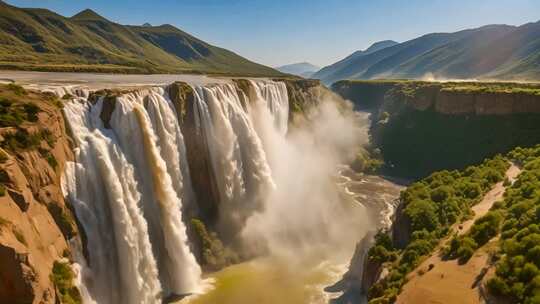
333;80;540;178
390;200;412;250
346;231;381;294
0;85;77;304
167;82;221;225
333;80;540;115
340;200;409;299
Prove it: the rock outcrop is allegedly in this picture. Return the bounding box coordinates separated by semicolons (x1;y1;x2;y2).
391;200;411;249
167;82;222;225
333;80;540;115
279;79;326;117
0;85;77;304
333;80;540;178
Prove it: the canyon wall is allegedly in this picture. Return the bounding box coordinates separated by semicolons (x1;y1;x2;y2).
333;80;540;178
0;85;78;304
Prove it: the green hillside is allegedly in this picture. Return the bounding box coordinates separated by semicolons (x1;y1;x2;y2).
0;2;284;76
314;22;540;85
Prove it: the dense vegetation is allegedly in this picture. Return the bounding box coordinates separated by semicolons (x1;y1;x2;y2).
0;84;59;157
50;261;82;304
190;219;239;271
350;146;385;174
333;80;540;179
474;146;540;304
366;156;508;303
0;85;41;127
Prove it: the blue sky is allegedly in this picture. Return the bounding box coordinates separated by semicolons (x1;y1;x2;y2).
6;0;540;67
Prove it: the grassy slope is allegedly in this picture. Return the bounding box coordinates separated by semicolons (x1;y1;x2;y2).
314;29;475;84
315;22;540;85
0;2;284;76
313;40;398;81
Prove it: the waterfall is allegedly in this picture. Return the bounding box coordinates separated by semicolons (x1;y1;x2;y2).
191;83;279;236
62;99;162;304
132;105;201;293
61;79;363;303
62;88;202;304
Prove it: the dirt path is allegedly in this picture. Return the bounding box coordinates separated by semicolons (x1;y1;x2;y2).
396;163;521;304
458;163;520;235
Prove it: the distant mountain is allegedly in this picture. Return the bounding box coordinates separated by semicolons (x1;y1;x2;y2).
276;62;320;78
314;22;540;85
313;40;398;82
0;2;284;76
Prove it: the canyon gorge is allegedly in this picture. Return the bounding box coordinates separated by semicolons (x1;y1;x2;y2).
0;75;404;304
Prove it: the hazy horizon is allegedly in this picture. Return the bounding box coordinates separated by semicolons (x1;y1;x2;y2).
5;0;540;68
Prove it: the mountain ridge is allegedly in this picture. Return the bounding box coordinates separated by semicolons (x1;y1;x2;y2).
313;22;540;84
275;62;320;78
313;40;398;82
0;2;284;76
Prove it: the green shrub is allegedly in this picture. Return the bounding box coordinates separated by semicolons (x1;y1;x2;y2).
460;182;482;199
488;276;511;296
430;186;453;203
47;203;76;240
23;103;40;122
469;211;503;246
369;245;393;264
50;261;82;304
0;150;8;163
1;128;54;152
351;149;385;174
457;244;475;263
47;154;58;169
7;83;26;96
0;169;8;183
405;200;439;232
486;145;540;302
2;129;40;151
374;230;393;250
190;218;238;270
41;129;56;147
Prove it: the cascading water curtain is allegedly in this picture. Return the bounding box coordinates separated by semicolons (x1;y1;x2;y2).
61;80;291;303
63;87;201;304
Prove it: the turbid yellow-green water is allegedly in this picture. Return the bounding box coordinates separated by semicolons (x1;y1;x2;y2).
179;257;345;304
176;172;403;304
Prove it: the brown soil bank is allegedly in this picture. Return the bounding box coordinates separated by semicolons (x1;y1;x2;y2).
0;84;78;304
332;80;540;178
